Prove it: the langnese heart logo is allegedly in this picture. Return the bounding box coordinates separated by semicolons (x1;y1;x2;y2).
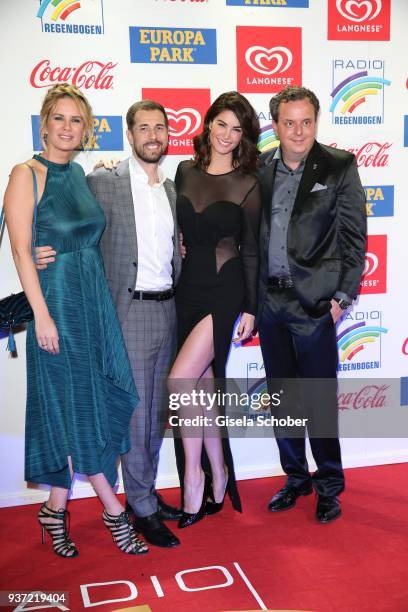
166;107;202;137
244;46;292;76
363;252;379;276
336;0;382;23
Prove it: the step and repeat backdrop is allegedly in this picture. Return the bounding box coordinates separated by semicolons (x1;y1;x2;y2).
0;0;407;506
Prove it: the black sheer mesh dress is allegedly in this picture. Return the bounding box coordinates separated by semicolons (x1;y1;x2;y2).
173;159;261;512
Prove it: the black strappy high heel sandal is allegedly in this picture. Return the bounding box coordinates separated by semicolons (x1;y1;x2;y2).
102;510;149;554
38;503;78;558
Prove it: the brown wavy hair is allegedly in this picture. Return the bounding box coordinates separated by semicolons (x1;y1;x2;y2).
193;91;260;174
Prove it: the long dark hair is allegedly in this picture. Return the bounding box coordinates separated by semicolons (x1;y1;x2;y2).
193;91;260;174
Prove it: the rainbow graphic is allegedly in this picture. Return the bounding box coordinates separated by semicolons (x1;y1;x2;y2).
245;378;270;418
337;322;388;363
257;125;279;153
330;71;391;114
37;0;81;21
247;378;269;397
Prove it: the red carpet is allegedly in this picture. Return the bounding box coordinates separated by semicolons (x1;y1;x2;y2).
1;464;408;611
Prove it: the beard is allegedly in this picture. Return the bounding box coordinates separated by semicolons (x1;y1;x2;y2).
134;141;166;164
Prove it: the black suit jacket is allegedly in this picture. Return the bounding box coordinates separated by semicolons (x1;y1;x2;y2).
258;140;367;319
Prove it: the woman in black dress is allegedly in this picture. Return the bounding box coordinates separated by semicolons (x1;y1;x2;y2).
168;92;261;527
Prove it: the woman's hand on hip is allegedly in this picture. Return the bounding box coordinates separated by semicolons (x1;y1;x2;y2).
35;245;56;270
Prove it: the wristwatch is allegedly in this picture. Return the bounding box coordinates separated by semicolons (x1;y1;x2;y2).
334;297;351;310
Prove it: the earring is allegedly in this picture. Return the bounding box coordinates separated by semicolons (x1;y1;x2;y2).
43;133;48;145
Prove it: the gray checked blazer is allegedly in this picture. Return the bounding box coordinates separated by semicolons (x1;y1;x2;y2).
87;158;182;325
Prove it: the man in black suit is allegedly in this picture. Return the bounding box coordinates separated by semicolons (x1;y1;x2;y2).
257;86;366;523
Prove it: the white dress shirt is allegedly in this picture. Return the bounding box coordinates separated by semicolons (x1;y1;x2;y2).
129;156;174;291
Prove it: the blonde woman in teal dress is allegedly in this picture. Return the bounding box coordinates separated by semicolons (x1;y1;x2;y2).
4;84;147;558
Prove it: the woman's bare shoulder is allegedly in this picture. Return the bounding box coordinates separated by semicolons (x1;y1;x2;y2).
9;159;46;187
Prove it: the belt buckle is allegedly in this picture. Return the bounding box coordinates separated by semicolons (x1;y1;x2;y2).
162;289;173;301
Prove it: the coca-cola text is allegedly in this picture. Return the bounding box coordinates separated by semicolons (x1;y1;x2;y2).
329;142;391;167
338;384;389;410
30;60;116;90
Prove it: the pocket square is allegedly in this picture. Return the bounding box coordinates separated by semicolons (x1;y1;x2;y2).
311;183;328;192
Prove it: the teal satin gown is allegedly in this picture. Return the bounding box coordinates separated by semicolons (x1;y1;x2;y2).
25;154;138;488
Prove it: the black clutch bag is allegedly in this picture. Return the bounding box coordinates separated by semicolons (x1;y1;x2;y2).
0;292;34;351
0;164;38;352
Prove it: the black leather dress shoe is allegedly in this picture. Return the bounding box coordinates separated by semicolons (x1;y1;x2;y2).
133;512;180;547
125;497;182;521
157;494;183;521
268;482;313;512
316;496;341;524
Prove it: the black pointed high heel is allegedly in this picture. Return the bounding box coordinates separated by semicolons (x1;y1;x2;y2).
38;503;78;558
178;472;212;529
205;470;229;516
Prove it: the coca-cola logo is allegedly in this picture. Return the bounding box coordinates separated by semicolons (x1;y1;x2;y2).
30;60;116;90
245;46;292;76
336;0;382;23
363;252;379;276
165;107;201;137
338;384;389;410
402;338;408;356
329;142;391;167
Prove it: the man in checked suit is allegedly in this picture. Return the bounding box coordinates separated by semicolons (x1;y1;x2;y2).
257;86;366;523
36;100;182;547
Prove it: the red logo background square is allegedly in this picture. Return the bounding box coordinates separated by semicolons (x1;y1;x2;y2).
360;234;387;294
328;0;390;41
236;26;302;94
142;88;211;155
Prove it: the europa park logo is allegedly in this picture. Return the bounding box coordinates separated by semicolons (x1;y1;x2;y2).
130;28;217;64
236;27;302;93
36;0;105;35
328;0;390;41
142;89;211;154
360;235;387;294
364;185;394;217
